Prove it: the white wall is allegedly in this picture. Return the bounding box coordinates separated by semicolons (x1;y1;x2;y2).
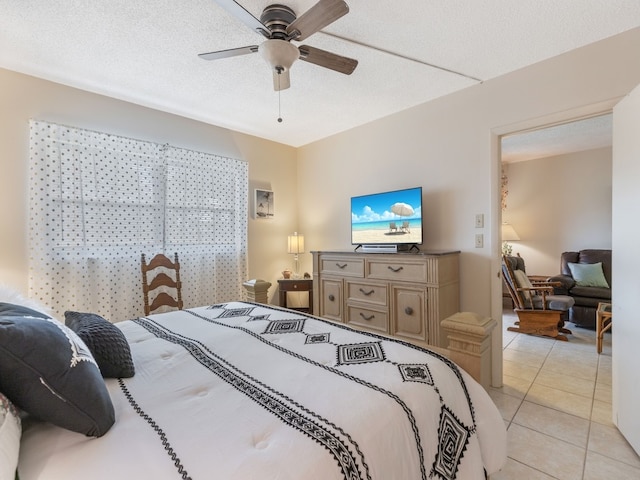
0;68;298;304
612;82;640;453
504;147;612;276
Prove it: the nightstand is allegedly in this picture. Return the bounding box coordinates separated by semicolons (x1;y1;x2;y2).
278;278;313;314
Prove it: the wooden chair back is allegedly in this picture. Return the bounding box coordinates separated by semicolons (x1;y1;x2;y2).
502;255;526;310
502;254;557;310
141;252;183;315
501;254;572;340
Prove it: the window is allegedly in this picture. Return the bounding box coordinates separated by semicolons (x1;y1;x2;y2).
29;120;248;320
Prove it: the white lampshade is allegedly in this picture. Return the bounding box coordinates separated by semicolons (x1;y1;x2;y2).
287;232;304;254
287;232;304;275
259;39;299;72
501;223;520;242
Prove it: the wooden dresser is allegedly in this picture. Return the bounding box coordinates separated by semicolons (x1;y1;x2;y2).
311;250;460;349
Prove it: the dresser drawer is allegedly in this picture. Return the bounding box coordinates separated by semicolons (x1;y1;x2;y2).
391;286;427;343
312;250;459;350
346;280;387;306
320;256;364;277
319;278;343;322
366;258;427;283
346;305;388;334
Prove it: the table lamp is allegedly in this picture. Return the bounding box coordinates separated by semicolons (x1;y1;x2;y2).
287;232;304;276
501;223;520;255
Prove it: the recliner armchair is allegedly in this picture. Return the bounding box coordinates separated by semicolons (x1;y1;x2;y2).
548;249;611;329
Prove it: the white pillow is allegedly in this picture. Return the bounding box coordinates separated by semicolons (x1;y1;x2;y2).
0;392;21;480
0;284;50;316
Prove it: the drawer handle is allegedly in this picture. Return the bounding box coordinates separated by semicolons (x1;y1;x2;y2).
388;265;404;273
328;294;335;302
404;307;414;315
359;288;375;296
336;263;348;269
359;312;375;321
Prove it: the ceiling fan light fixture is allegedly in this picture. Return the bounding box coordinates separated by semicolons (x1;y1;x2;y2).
259;39;299;72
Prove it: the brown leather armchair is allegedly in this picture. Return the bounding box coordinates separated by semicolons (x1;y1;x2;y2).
548;249;611;329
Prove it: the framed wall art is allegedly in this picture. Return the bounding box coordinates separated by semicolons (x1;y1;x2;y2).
254;189;274;219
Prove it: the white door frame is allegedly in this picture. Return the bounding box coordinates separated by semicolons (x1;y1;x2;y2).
489;97;622;387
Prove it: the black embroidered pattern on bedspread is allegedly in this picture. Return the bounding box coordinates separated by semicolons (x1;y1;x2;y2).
227;301;477;427
188;305;478;480
186;308;430;479
132;317;367;480
244;302;476;480
127;302;480;480
118;378;192;480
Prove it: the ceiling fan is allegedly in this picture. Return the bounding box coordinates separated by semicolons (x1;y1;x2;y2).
199;0;358;91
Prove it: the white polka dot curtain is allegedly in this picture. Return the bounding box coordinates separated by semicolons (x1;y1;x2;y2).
28;120;248;321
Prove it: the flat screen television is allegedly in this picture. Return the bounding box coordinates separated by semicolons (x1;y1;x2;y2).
351;186;423;249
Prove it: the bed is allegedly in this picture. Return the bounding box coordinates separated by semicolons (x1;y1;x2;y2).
4;300;506;480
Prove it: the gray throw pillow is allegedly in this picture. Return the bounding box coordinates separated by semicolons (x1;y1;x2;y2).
0;311;115;437
65;311;135;378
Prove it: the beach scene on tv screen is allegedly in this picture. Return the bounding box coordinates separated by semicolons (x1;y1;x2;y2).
351;188;422;245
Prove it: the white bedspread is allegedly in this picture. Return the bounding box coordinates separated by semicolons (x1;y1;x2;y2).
19;302;506;479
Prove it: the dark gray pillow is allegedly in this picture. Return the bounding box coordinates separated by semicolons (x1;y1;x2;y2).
0;314;114;437
0;302;50;319
65;311;135;379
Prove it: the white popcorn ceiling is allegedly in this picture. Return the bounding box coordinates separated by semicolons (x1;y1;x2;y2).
502;114;613;163
0;1;638;148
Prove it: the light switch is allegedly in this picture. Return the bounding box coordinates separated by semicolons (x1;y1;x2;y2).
475;234;484;248
475;214;484;228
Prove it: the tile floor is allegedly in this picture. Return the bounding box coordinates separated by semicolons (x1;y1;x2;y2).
490;309;640;479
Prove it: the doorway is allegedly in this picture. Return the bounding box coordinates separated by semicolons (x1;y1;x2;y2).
500;113;613;277
490;102;619;388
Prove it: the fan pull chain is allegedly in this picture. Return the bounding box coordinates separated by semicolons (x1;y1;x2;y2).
276;66;283;123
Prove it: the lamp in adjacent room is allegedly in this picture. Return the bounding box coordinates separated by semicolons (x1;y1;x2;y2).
287;232;305;276
501;223;520;256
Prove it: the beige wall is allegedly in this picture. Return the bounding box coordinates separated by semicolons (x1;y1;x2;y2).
296;28;640;319
3;30;638;313
2;28;640;397
504;147;612;276
0;67;298;302
296;27;640;388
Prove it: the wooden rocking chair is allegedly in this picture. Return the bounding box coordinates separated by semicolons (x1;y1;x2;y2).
141;252;183;316
502;255;574;341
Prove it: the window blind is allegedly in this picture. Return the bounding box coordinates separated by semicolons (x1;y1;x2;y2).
29;120;248;320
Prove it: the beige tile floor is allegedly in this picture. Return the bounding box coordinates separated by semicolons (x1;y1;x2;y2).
490;309;640;479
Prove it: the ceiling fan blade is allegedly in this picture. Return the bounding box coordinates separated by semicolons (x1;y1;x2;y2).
273;69;291;91
286;0;349;41
213;0;270;37
198;45;259;60
298;45;357;74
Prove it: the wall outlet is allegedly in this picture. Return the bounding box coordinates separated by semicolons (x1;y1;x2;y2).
475;234;484;248
475;214;484;228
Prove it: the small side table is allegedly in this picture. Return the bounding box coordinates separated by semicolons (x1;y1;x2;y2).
596;302;612;354
278;278;313;315
527;275;549;282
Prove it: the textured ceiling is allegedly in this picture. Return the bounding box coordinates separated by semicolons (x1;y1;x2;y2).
502;114;613;163
1;1;639;147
